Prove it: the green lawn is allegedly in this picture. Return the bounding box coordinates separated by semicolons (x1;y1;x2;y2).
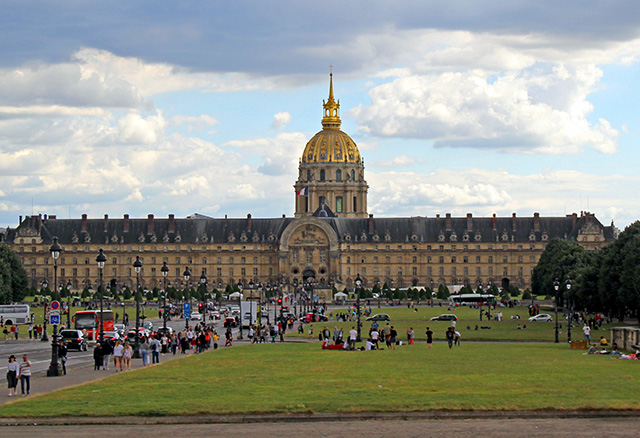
2;342;638;417
287;306;623;343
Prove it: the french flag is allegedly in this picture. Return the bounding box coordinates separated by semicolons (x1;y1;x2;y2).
296;187;309;196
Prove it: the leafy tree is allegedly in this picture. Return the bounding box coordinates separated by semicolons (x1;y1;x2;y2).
522;289;532;300
0;243;29;303
122;287;132;300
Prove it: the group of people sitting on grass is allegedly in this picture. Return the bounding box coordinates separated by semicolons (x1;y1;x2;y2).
585;340;639;359
321;324;403;351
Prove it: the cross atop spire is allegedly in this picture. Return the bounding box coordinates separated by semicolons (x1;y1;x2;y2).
322;71;340;129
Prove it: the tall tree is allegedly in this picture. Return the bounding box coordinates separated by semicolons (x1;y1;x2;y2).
0;243;29;303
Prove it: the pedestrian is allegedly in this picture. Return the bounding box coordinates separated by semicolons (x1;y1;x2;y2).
446;327;455;349
407;327;415;345
122;340;133;371
101;339;113;370
212;330;219;350
389;326;397;349
93;342;103;370
349;326;357;350
225;327;233;347
583;324;591;343
454;330;461;346
58;341;68;375
27;324;33;340
2;326;7;341
425;327;433;349
19;354;31;396
113;339;124;372
6;355;19;397
140;337;149;366
150;336;161;364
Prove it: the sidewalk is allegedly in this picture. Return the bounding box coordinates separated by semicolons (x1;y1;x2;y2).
0;348;197;406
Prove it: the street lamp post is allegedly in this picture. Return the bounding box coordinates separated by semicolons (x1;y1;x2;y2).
41;279;49;342
566;277;573;344
65;280;72;328
46;237;63;377
133;256;143;358
237;280;244;339
554;279;560;343
161;262;169;332
96;248;106;342
248;280;255;327
355;274;363;343
199;269;207;325
184;267;192;330
487;280;493;320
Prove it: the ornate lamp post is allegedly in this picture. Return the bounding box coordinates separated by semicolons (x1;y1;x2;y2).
47;237;62;345
566;277;573;344
199;269;207;324
237;279;244;339
248;279;255;327
65;280;72;328
161;262;169;332
355;274;363;343
96;248;106;342
133;256;143;358
41;279;49;342
554;279;560;343
183;267;192;330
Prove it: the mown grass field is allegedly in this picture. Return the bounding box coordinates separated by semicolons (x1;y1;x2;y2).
286;305;622;343
2;342;638;417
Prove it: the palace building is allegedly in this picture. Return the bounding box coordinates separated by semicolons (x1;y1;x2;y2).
3;74;618;299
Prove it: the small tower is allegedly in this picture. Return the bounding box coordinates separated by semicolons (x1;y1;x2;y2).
294;73;368;218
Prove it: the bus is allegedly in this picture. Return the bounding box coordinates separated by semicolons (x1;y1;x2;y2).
449;294;495;307
73;310;114;340
0;304;31;325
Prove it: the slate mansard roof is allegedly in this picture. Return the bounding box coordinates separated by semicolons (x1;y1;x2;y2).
5;211;617;247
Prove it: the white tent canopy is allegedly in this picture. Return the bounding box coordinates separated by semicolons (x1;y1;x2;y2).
229;292;244;299
334;292;348;298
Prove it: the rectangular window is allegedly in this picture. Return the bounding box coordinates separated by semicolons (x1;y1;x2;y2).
151;267;156;277
353;196;357;212
385;267;391;276
253;268;258;276
60;268;65;277
451;267;457;276
476;267;481;276
373;267;379;275
427;267;432;276
336;196;343;212
488;267;493;276
241;268;246;276
463;267;468;276
412;267;418;276
216;267;222;276
439;267;444;276
362;267;367;275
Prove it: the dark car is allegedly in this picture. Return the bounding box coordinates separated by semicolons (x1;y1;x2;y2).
366;314;391;321
59;329;88;351
430;314;458;321
224;317;237;328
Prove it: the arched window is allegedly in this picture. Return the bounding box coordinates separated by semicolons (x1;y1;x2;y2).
336;169;342;181
351;170;355;181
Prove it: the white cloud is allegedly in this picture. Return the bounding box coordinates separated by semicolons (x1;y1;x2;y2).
272;111;292;129
372;154;421;168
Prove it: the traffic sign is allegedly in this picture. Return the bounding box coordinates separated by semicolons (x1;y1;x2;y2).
184;302;191;313
50;300;60;310
49;314;60;325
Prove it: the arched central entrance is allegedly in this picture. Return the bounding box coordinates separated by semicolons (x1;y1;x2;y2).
302;268;316;283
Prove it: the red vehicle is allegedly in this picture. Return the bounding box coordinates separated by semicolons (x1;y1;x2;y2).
73;310;114;340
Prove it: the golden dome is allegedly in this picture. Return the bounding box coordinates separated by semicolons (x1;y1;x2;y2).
301;73;361;164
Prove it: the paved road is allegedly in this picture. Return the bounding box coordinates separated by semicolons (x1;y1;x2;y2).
2;418;639;437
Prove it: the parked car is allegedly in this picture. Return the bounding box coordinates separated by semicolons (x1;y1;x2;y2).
528;313;553;322
366;314;390;321
430;314;458;321
59;329;88;351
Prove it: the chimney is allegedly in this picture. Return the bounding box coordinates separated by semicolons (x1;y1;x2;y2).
572;212;577;227
368;214;374;234
104;214;109;232
19;216;22;224
247;214;252;232
534;212;540;232
49;215;56;220
147;214;154;235
123;214;130;232
466;213;473;232
445;213;452;231
585;213;591;224
436;214;440;218
492;213;497;231
44;214;47;220
512;213;517;232
168;214;175;233
81;214;88;233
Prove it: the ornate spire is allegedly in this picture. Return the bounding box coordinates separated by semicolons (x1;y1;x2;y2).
322;72;341;129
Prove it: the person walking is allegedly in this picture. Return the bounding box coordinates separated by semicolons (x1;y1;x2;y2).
140;337;150;366
407;327;415;345
389;326;398;349
18;354;31;396
583;324;591;343
348;326;357;350
6;355;19;397
14;325;19;340
425;327;434;349
113;339;124;372
446;327;455;349
150;336;161;364
122;340;133;371
101;339;113;370
93;342;103;370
